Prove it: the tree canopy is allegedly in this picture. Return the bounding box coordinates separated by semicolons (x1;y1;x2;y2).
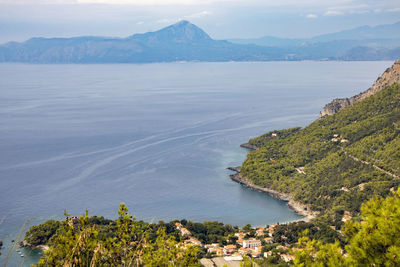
241;83;400;225
33;204;200;267
294;188;400;266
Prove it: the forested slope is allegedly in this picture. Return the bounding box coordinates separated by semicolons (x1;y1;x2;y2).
241;82;400;224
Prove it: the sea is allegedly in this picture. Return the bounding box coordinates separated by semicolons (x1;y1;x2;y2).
0;61;393;266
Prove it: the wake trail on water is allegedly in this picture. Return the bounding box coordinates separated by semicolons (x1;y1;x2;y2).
50;113;247;190
1;112;243;171
57;114;300;190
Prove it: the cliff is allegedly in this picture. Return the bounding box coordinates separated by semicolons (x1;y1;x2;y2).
319;59;400;118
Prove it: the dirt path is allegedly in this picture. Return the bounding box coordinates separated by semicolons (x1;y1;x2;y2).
343;149;399;179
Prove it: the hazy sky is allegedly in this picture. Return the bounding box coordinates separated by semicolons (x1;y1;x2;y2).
0;0;399;43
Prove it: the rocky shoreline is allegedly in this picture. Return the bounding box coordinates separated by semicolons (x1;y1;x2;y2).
239;143;258;151
20;240;49;252
228;165;318;221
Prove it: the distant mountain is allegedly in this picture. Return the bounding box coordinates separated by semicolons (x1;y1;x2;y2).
1;20;400;63
228;21;400;61
127;20;212;44
312;21;400;42
229;21;400;47
228;36;306;47
0;21;287;63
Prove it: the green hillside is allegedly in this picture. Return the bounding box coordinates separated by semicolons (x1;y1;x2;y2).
241;83;400;225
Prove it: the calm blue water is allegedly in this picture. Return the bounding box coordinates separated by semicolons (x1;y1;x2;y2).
0;61;393;266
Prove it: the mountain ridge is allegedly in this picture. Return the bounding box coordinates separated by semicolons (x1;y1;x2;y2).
320;59;400;117
229;21;400;46
0;20;280;63
1;20;400;63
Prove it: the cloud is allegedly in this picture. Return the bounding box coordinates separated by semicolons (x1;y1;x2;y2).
136;21;144;25
184;10;212;19
1;0;399;11
0;0;77;3
76;0;228;4
324;10;344;16
0;0;205;4
0;0;372;5
306;13;318;18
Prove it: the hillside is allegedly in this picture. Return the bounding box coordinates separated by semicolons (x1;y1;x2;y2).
240;60;400;225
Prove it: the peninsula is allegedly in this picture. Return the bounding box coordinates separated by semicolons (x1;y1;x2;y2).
237;59;400;228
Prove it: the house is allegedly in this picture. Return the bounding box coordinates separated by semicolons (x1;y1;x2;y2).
234;232;246;239
238;247;251;255
255;227;265;237
184;237;202;247
271;132;278;137
281;254;295;262
175;222;182;229
341;139;349;143
180;227;191;236
255;232;265;237
276;245;288;249
208;247;224;256
223;244;237;255
242;239;261;248
342;214;352;222
268;224;277;237
236;239;245;246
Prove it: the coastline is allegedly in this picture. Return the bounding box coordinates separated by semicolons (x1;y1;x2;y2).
239;143;258;151
228;164;318;222
20;240;49;252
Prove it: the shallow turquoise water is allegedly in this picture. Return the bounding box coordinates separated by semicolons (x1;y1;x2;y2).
0;61;393;266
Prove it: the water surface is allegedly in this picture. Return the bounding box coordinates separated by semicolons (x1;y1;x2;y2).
0;61;393;266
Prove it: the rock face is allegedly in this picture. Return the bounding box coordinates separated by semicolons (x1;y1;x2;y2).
320;59;400;118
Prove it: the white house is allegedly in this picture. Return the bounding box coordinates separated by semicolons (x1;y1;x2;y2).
242;239;261;248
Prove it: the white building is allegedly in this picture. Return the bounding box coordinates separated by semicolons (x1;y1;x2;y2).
242;239;261;248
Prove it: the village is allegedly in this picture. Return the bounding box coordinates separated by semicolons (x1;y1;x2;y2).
174;222;296;266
